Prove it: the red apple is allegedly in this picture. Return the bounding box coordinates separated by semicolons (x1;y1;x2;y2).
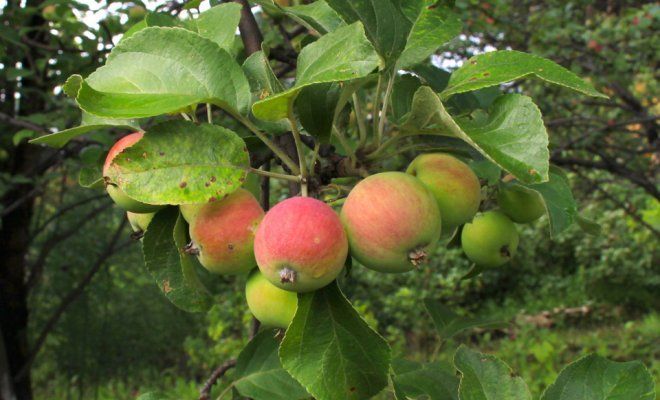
254;197;348;292
341;172;441;273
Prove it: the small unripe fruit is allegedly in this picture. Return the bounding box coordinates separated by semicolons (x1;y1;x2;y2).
341;172;441;273
104;133;162;213
245;269;297;328
254;197;348;292
461;211;519;268
185;189;264;275
127;5;147;20
406;153;481;235
42;5;57;20
497;185;545;223
127;211;154;233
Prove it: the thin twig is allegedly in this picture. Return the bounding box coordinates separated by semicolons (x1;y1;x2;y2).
287;108;308;196
377;69;396;146
353;93;368;147
237;115;301;175
248;167;300;182
0;111;48;133
199;359;237;400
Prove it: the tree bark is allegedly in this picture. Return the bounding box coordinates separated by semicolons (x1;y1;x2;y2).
0;2;49;398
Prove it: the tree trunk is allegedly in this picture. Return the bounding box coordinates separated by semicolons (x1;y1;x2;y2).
0;1;49;398
0;167;36;399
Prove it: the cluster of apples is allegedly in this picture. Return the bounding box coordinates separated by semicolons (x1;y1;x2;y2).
105;133;545;328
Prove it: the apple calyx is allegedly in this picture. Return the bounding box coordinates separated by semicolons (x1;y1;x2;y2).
183;241;200;256
279;267;297;284
408;248;428;267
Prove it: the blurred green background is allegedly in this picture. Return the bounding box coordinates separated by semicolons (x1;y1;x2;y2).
1;1;657;399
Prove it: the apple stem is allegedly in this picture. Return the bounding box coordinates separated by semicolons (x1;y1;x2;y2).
206;103;213;124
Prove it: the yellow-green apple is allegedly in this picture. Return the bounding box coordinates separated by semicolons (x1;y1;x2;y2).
245;269;297;328
497;185;545;223
406;153;481;235
461;210;519;267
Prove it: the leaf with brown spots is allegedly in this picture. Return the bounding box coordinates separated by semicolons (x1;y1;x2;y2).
441;50;606;99
106;121;249;205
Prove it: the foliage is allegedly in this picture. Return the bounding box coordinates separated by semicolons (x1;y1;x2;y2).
1;1;657;399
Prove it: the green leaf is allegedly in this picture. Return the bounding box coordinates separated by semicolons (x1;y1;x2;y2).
30;112;140;148
12;129;35;146
404;87;549;184
441;50;607;99
469;158;501;185
525;166;578;237
242;50;285;100
122;12;183;41
78;167;104;189
284;1;346;34
576;215;601;236
412;64;501;114
455;94;549;183
326;0;460;68
397;5;462;69
183;0;204;10
424;299;505;340
252;22;379;121
295;82;341;143
325;0;412;64
62;74;83;98
142;207;213;313
391;74;422;123
76;27;251;119
123;19;148;40
6;68;33;80
540;354;656;400
242;50;289;134
195;3;241;50
232;330;308;400
279;282;391;400
106;121;249;205
136;392;171;400
392;359;459;400
454;345;532;400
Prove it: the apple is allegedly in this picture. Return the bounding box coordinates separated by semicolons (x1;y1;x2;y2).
407;153;481;235
254;197;348;292
245;269;297;328
341;172;441;273
461;211;519;268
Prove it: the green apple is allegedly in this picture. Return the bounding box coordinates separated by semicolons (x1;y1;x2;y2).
497;185;545;223
245;269;297;329
461;211;519;268
126;211;155;233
